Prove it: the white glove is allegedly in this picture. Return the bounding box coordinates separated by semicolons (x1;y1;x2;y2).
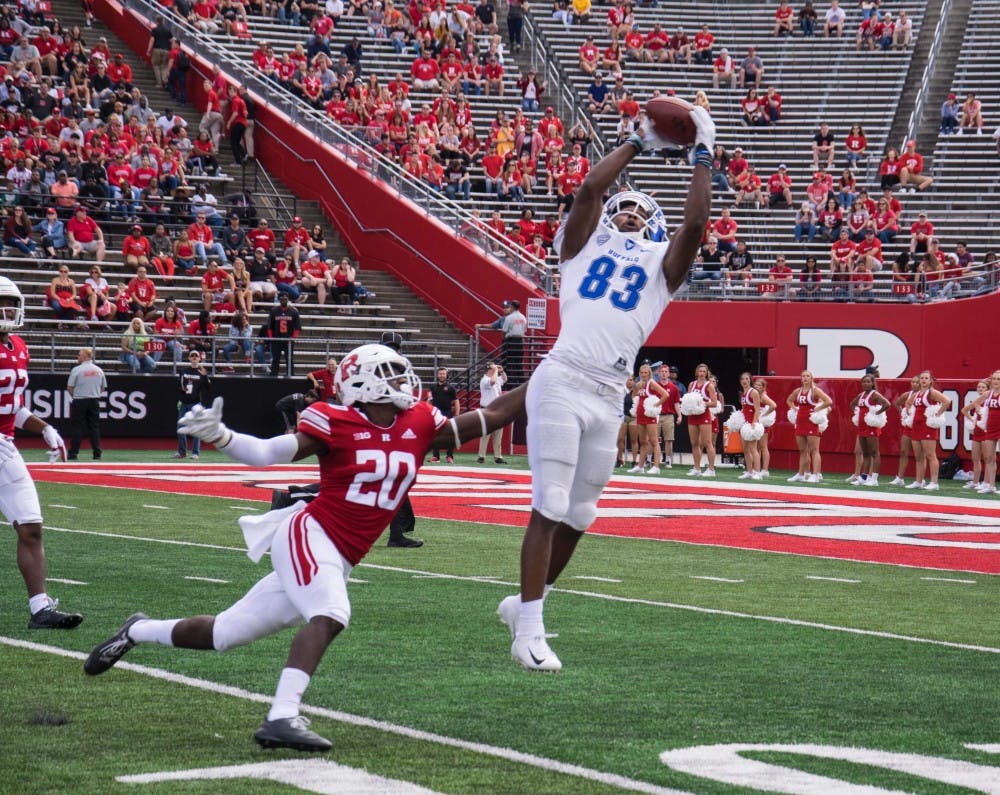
41;425;66;463
689;106;716;152
0;436;18;466
638;118;673;152
178;396;233;447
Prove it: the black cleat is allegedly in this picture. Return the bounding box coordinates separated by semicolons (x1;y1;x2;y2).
494;458;507;464
387;537;424;548
28;602;83;630
254;716;332;752
84;612;147;675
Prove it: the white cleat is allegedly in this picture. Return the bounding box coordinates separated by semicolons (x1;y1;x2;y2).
862;478;879;487
963;481;979;490
760;470;769;478
738;471;752;479
805;473;820;483
627;465;644;473
787;473;805;482
750;471;763;480
889;476;906;486
511;634;562;672
905;480;925;489
976;483;996;494
923;482;940;491
497;595;520;639
687;467;702;476
846;475;859;484
701;468;716;477
646;466;660;475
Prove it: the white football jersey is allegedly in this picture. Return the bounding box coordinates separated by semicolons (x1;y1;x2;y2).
547;224;674;387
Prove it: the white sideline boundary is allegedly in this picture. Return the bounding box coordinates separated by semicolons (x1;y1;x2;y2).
30;524;1000;655
0;636;691;795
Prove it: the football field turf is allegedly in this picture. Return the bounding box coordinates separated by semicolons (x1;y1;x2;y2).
1;453;998;794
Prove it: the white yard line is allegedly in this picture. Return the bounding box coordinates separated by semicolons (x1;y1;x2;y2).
573;576;624;583
47;577;88;586
690;576;745;584
142;504;172;510
48;504;78;510
0;636;693;795
806;576;861;584
921;577;977;584
184;576;230;584
38;526;1000;655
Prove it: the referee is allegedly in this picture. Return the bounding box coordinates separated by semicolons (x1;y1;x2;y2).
66;347;107;461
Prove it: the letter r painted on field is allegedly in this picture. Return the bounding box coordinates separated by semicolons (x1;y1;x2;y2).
798;328;909;378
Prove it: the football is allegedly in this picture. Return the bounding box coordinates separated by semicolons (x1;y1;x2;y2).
645;96;697;147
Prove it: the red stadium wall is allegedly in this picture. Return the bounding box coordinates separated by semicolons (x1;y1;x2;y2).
96;0;537;330
757;376;984;473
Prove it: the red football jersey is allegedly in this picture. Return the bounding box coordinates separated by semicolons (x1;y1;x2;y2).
299;401;447;565
0;335;30;438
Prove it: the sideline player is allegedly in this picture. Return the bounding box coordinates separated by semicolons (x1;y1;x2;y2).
496;102;715;671
0;276;83;629
85;343;526;752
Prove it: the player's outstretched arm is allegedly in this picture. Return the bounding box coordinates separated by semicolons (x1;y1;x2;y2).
662;107;714;294
178;397;325;465
17;410;66;462
432;383;527;449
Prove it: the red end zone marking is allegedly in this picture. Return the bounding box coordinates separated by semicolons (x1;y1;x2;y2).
33;465;1000;575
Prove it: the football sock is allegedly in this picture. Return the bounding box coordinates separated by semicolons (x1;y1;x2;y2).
129;618;181;645
268;667;311;721
518;598;544;638
28;593;51;615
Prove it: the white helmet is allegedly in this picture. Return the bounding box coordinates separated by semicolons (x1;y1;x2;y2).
335;343;422;410
601;190;668;242
0;276;25;333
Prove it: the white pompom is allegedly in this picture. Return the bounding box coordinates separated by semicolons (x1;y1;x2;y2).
925;404;946;429
760;408;776;427
740;422;764;441
851;408;860;427
787;407;798;424
809;408;829;426
680;391;706;416
643;399;662;418
709;402;723;416
976;407;988;431
818;420;829;433
725;410;746;432
901;407;914;428
864;410;888;428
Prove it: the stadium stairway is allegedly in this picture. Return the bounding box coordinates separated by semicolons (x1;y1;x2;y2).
17;0;475;380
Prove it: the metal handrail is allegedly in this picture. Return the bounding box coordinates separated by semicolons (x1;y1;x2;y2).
126;0;555;296
903;0;954;147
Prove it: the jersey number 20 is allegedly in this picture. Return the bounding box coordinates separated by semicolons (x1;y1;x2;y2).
345;450;416;511
578;255;647;311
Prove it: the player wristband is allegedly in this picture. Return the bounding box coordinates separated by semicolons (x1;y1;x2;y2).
626;134;644;154
692;144;712;170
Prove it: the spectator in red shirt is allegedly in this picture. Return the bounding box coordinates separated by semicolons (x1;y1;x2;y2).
410;50;440;91
283;216;310;267
201;259;236;311
122;224;152;271
693;24;715;65
66;205;106;261
767;164;793;208
307;357;338;402
899;139;933;192
667;26;691;65
830;227;857;273
908;211;934;254
741;87;767;126
300;249;333;305
765;86;783;123
766;255;794;299
245;217;276;252
483;54;504;96
856;228;884;271
874;196;899;244
734;165;764;208
126;264;159;320
189;212;227;266
851;259;875;301
645;23;669;64
712;47;736;90
711;207;739;253
774;0;794;35
844;123;867;171
879;147;902;190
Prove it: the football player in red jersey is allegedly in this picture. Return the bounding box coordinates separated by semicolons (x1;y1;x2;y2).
0;277;82;630
86;343;526;752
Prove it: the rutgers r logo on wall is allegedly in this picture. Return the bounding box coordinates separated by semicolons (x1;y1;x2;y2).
798;328;910;378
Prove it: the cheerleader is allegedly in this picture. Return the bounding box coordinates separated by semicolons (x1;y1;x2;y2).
968;370;1000;494
960;379;989;491
683;363;719;476
889;375;921;485
753;377;778;477
629;363;670;474
903;370;952;490
786;370;833;482
848;374;890;486
617;375;640;468
734;372;763;479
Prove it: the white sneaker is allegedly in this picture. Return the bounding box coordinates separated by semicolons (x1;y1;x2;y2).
862;478;878;487
760;470;769;478
805;473;820;483
816;473;823;482
787;473;804;482
738;471;752;479
890;476;905;486
687;467;702;476
846;475;859;484
511;634;562;672
496;595;520;639
976;483;996;494
646;466;660;475
750;471;763;480
963;481;979;490
701;468;716;477
923;482;940;491
905;480;924;489
627;465;644;473
663;461;672;468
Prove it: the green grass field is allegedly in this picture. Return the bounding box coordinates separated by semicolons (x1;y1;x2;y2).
1;455;998;794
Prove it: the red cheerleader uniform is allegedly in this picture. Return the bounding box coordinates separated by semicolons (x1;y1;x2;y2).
793;387;822;438
983;389;1000;442
856;390;881;437
740;387;758;423
909;389;938;442
636;381;658;426
899;389;915;439
687;380;713;426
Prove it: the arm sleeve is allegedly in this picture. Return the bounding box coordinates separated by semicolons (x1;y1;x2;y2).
218;431;299;467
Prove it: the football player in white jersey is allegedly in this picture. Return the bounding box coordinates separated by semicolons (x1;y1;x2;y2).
0;276;82;629
497;104;715;672
86;344;526;753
